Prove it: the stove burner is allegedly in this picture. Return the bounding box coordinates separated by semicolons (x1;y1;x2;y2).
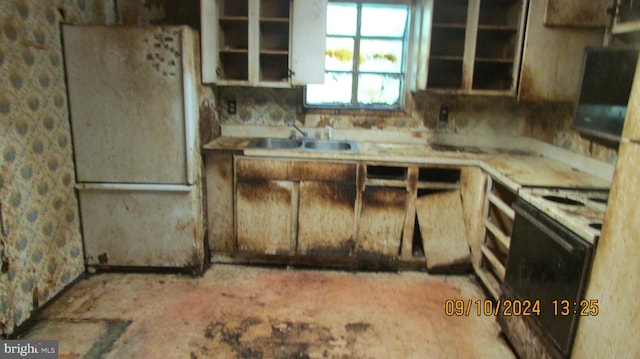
542;195;585;206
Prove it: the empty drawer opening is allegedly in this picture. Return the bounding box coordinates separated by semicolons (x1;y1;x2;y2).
418;168;461;183
367;165;407;180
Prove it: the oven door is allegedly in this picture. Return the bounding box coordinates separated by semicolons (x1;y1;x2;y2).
504;199;594;357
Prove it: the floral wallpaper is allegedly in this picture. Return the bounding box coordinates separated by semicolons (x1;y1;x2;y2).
216;86;616;164
0;0;108;337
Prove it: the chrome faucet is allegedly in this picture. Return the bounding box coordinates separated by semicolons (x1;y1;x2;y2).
288;121;308;139
325;125;333;141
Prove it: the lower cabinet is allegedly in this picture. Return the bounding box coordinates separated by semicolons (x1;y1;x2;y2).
298;181;357;256
356;186;408;259
205;154;474;270
234;156;358;258
236;180;295;255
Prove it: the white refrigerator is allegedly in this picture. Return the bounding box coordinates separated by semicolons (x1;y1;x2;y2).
63;25;205;273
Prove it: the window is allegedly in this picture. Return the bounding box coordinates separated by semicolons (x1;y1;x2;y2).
305;1;410;110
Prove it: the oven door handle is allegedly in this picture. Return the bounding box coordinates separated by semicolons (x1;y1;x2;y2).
515;205;583;255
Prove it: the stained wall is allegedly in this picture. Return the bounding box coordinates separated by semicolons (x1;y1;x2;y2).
216;86;617;164
0;0;113;336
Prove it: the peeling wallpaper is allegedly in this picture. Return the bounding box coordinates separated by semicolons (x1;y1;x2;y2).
0;0;107;336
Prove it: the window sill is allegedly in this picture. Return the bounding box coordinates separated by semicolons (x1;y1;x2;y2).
304;107;410;118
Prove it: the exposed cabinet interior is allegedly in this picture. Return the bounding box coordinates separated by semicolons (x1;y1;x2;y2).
360;163;468;269
201;0;327;86
218;0;250;81
423;0;526;94
258;0;290;82
473;0;521;91
476;176;517;299
427;0;468;89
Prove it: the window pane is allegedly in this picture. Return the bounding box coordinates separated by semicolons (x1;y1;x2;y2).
361;4;408;37
357;74;401;105
359;39;404;73
327;3;357;36
307;72;353;105
326;37;355;71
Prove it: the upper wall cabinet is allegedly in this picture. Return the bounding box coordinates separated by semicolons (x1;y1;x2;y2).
413;0;527;95
543;0;610;27
201;0;327;87
517;0;605;102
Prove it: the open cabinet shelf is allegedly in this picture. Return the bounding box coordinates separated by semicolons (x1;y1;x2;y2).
202;0;326;86
477;176;516;300
421;0;526;94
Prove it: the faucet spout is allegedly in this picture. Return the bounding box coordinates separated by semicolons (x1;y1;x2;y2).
288;121;308;138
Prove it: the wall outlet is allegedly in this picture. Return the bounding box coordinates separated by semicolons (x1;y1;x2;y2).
227;99;237;115
439;106;450;123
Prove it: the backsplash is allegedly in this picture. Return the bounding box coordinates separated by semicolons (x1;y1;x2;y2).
216;87;616;164
0;0;109;337
526;102;618;164
216;87;527;136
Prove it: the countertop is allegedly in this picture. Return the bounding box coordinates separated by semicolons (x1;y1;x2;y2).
203;135;612;191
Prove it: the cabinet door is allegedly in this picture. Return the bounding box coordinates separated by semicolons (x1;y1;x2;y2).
206;154;235;255
543;0;610;27
356;187;408;258
236;180;294;254
290;0;327;85
201;0;220;83
297;181;357;256
201;0;327;86
415;190;470;270
517;0;604;101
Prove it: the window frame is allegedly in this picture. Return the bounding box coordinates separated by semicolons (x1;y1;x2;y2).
304;0;414;114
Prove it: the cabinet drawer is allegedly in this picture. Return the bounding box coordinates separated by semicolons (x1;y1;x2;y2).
236;157;297;181
297;161;357;182
236;157;357;182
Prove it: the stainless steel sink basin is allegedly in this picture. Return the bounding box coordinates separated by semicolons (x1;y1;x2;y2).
304;140;354;151
246;138;358;153
247;138;303;149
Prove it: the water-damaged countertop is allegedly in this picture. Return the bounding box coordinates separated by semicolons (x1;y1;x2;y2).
203;135;612;191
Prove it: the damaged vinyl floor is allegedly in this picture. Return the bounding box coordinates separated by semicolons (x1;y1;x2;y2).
19;265;515;358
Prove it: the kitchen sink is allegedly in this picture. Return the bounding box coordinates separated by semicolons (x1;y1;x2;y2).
247;138;358;153
247;137;303;149
304;140;355;151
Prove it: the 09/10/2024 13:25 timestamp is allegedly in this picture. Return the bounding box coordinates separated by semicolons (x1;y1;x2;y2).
444;299;600;317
